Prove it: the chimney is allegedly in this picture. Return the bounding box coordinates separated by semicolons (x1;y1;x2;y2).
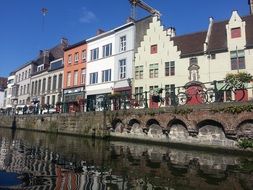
61;37;68;45
166;27;176;38
249;0;253;15
96;29;105;35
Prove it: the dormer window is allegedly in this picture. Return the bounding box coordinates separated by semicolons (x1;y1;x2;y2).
37;65;44;72
231;27;241;38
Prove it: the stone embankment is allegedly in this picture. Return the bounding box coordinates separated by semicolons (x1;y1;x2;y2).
0;102;253;151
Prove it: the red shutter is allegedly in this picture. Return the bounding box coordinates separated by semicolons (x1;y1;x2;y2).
231;28;241;38
151;45;157;54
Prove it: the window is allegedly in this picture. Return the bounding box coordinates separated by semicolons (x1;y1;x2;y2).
35;81;38;95
74;70;78;86
67;72;71;87
31;82;34;96
102;69;111;82
119;59;126;79
27;84;30;94
42;78;46;94
37;65;44;72
190;57;198;66
82;50;87;61
51;60;63;70
90;48;99;61
58;74;63;90
231;27;241;38
47;96;50;105
149;86;159;93
120;36;126;52
29;69;31;77
74;52;79;63
165;84;175;106
19;74;21;82
135;66;143;79
134;87;144;107
38;80;41;95
34;80;38;95
24;85;26;95
68;55;72;64
149;64;158;78
151;44;157;54
52;75;57;91
103;43;112;58
90;72;98;84
165;61;175;76
81;69;86;84
25;71;27;79
20;86;23;95
22;72;24;80
47;77;51;92
230;50;245;70
52;95;56;106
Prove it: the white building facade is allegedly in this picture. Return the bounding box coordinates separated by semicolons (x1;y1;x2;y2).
134;11;253;107
85;22;135;111
13;62;33;106
3;73;16;111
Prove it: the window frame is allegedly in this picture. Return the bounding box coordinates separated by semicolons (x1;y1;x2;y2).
119;59;126;79
90;72;98;84
90;48;99;61
120;36;127;52
165;61;175;76
102;69;112;83
102;43;112;58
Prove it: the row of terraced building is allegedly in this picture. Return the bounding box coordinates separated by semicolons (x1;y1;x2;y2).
2;1;253;113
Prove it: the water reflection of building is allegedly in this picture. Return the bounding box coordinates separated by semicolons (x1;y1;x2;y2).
1;129;252;190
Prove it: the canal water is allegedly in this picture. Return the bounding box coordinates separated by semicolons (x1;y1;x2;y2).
0;128;252;190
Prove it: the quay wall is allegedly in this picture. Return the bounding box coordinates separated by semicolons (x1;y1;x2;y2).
0;103;253;150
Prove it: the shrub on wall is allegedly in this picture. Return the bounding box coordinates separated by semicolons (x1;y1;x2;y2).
225;72;253;87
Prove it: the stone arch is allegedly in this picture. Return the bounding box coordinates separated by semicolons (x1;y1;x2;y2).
168;119;189;141
237;119;253;139
233;114;253;130
167;119;187;131
128;119;141;127
146;119;160;128
128;118;143;134
146;119;163;137
197;119;225;133
197;119;227;142
111;119;124;133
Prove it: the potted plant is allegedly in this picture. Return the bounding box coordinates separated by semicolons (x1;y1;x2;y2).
225;72;253;88
225;72;253;102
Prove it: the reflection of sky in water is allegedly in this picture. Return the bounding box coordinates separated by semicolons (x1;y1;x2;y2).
0;128;252;189
0;171;23;187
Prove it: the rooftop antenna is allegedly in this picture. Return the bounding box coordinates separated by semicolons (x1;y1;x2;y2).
41;7;48;31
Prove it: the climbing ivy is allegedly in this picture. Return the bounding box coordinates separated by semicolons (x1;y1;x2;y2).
238;139;253;149
211;105;253;114
173;108;193;115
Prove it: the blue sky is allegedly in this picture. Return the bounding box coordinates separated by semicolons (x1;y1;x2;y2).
0;0;249;77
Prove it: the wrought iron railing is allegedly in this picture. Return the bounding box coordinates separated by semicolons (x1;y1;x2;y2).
86;80;252;111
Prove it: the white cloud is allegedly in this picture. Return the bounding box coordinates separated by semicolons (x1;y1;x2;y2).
79;7;97;23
